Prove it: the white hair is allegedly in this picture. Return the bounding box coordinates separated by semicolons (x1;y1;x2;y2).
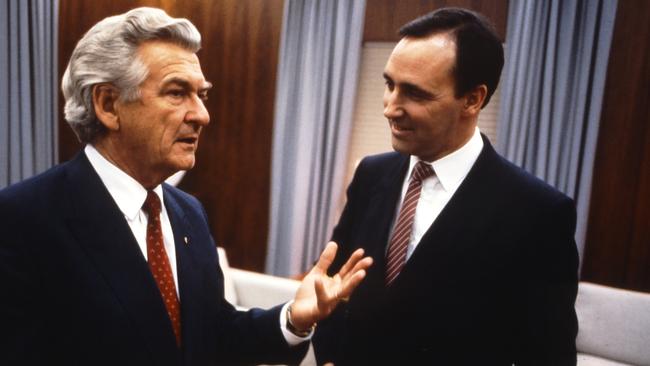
62;7;201;143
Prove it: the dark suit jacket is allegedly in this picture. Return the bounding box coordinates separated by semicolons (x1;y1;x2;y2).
0;152;307;366
313;137;579;366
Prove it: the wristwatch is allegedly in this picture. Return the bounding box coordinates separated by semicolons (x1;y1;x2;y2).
286;304;316;337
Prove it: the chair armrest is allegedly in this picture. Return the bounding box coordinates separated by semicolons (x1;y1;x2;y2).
229;268;300;309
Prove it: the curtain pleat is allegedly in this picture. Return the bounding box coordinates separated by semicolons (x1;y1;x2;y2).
0;0;58;188
266;0;366;276
497;0;618;261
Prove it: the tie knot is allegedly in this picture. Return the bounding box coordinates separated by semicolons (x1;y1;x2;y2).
410;161;434;183
143;190;162;217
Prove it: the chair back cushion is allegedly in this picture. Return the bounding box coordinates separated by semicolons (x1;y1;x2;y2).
576;282;650;365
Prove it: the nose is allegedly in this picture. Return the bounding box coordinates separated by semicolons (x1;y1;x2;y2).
383;89;404;120
185;94;210;126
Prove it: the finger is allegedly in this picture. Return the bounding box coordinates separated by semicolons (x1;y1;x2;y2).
341;253;372;280
314;241;338;273
337;269;367;300
314;275;329;314
337;248;365;278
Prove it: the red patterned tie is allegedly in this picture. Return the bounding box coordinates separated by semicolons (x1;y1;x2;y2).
142;191;181;346
385;161;435;286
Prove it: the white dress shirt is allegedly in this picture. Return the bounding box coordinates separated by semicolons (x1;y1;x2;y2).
84;145;307;345
392;127;484;260
85;145;180;294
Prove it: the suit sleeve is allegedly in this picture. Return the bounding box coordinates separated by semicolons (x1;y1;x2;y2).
211;257;308;365
515;196;579;366
186;197;309;365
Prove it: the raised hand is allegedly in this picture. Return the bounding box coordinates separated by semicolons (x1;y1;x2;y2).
289;242;373;332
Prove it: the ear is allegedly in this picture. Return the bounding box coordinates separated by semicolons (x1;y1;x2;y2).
461;84;488;117
92;83;121;131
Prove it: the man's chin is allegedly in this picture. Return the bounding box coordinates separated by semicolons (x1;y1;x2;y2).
170;155;196;172
178;161;195;171
391;140;414;156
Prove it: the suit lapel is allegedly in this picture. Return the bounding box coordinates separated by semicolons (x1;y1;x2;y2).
359;155;410;294
162;187;204;364
395;137;504;284
63;153;180;363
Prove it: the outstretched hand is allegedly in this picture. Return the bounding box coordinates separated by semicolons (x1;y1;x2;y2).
289;242;373;331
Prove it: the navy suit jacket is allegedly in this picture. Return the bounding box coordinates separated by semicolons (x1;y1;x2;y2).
313;137;579;365
0;152;306;366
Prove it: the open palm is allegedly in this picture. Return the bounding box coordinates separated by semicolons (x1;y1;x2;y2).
290;242;373;331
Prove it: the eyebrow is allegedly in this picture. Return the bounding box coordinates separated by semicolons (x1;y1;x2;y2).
383;72;434;99
162;77;213;92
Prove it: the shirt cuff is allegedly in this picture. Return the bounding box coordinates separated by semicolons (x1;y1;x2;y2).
280;301;313;345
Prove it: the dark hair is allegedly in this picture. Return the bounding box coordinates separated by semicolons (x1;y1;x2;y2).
399;7;504;108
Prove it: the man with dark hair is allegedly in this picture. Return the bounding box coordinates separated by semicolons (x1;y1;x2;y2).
313;7;578;365
0;7;372;366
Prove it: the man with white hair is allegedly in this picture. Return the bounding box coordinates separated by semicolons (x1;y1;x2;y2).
0;7;371;366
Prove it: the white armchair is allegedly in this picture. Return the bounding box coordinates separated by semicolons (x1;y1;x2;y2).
576;282;650;366
217;247;300;310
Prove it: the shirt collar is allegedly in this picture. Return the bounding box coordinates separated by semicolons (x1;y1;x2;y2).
84;144;164;220
408;127;484;192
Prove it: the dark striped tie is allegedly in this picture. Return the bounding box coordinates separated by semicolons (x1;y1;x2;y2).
385;161;435;286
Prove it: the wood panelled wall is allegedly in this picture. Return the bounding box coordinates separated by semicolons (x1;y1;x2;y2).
58;0;284;271
364;0;509;42
581;0;650;292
